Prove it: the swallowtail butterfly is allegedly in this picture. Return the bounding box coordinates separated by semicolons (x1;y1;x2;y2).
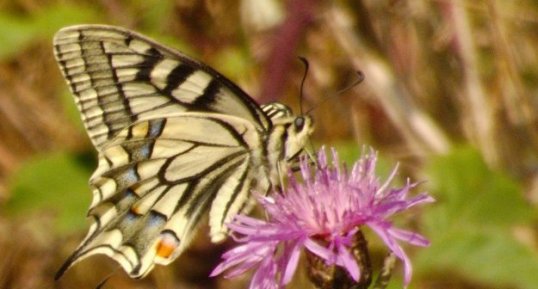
53;25;313;278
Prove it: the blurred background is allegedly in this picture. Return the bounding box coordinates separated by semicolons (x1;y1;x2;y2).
1;0;538;288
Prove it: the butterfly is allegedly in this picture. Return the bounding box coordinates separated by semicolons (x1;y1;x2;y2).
52;25;313;279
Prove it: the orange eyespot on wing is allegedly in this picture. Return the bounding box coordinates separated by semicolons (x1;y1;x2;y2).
155;230;180;261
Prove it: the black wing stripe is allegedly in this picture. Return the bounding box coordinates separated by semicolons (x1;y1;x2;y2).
205;116;250;148
162;64;196;95
185;155;247;217
85;101;175;132
219;161;250;226
164;147;246;185
74;146;248;278
53;25;272;150
190;79;220;110
173;150;247;214
133;47;163;81
76;91;160;106
55;215;138;280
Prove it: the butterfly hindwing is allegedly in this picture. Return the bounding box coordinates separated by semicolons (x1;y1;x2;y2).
57;113;264;277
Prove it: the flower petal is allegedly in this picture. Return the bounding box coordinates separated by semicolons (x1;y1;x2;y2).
212;147;432;288
304;238;334;263
388;227;430;247
336;242;360;281
369;224;413;286
282;241;303;284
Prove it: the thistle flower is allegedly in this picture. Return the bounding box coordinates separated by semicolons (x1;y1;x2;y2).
211;148;434;289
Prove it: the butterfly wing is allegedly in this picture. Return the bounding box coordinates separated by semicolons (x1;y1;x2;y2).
53;25;274;278
57;113;267;278
53;24;271;149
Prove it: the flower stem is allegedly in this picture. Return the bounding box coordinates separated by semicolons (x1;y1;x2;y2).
372;253;396;289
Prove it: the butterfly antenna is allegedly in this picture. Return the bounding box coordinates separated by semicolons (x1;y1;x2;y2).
296;57;318;162
337;70;365;94
303;71;364;166
305;70;365;115
298;57;310;116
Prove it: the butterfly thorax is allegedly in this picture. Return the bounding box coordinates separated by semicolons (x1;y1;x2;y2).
261;103;314;185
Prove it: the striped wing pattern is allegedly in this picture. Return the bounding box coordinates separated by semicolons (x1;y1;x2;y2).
53;25;313;279
53;25;270;149
69;113;264;277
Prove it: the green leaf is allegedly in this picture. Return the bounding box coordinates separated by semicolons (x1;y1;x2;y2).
415;146;538;289
7;152;93;234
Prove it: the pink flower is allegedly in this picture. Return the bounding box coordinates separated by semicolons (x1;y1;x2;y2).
211;148;434;289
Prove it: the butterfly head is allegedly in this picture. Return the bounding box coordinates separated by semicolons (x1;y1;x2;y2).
285;114;314;160
262;102;314;161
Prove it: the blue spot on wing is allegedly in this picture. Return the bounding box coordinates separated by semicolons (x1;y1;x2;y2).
125;211;138;222
147;211;166;227
124;167;139;183
138;143;151;159
149;119;165;138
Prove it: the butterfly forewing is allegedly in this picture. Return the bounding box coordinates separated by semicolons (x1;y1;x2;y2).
53;25;271;149
53;25;313;279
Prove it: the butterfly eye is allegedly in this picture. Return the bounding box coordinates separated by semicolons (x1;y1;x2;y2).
294;117;305;131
